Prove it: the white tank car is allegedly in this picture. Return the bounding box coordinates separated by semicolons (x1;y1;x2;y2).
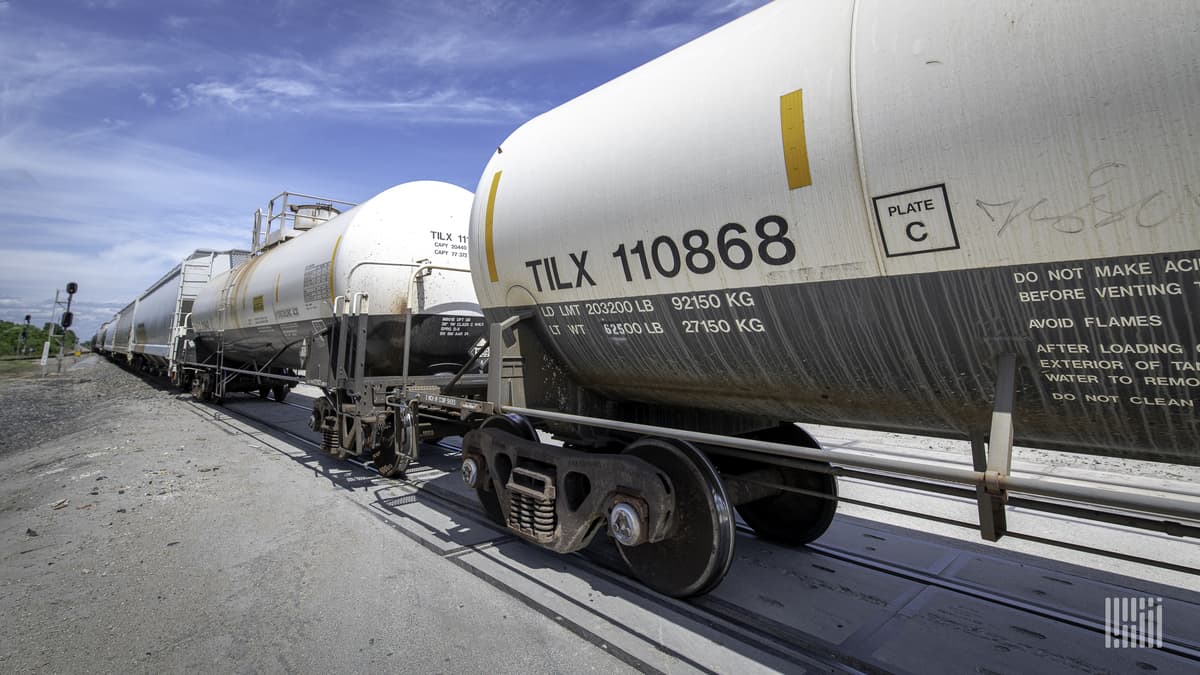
192;181;482;378
471;0;1200;465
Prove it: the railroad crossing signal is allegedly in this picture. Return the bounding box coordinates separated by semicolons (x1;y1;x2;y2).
44;281;80;376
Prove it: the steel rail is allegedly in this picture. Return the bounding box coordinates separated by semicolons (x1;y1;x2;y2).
204;396;1200;670
193;399;845;673
803;532;1200;661
502;406;1200;524
821;440;1200;499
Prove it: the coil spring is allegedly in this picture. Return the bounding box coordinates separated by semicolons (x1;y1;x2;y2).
322;426;340;455
508;491;556;543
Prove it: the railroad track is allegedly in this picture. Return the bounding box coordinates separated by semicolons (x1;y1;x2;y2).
191;395;1200;673
822;439;1200;501
193;398;860;672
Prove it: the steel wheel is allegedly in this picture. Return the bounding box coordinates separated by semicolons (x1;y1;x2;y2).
272;384;288;402
735;466;837;546
732;425;837;546
373;425;405;479
257;387;271;399
617;437;735;598
373;448;403;478
191;373;212;402
473;414;535;526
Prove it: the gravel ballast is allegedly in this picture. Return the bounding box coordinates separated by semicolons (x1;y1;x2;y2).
0;357;631;673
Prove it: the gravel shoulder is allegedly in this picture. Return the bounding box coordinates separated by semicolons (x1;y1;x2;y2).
0;357;632;673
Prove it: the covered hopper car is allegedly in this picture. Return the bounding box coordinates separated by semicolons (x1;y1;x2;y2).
96;250;248;371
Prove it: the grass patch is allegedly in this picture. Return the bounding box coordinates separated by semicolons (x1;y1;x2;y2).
0;358;45;380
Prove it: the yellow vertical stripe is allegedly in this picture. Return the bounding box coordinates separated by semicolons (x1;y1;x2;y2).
329;235;343;305
780;89;813;189
274;272;280;303
484;170;502;283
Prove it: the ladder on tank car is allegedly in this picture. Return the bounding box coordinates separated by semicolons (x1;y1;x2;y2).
168;252;224;384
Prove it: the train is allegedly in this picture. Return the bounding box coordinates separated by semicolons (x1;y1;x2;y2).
92;0;1200;598
183;182;486;475
95;183;488;478
93;249;249;372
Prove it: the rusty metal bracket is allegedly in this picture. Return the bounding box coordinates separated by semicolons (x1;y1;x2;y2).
974;353;1016;542
352;292;369;397
487;313;532;407
333;296;349;387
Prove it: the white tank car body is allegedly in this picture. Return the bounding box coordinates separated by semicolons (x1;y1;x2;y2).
192;181;482;376
472;0;1200;463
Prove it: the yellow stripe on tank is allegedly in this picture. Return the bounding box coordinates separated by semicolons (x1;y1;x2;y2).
275;272;280;303
329;235;343;305
485;170;502;283
779;89;813;190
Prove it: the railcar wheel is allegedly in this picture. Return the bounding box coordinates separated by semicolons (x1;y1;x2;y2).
373;423;405;479
272;385;288;403
617;437;735;598
373;448;404;478
191;373;212;403
733;426;838;546
735;466;837;546
473;414;536;526
257;387;271;399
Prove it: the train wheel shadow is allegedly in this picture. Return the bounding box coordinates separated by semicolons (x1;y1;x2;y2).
361;450;819;672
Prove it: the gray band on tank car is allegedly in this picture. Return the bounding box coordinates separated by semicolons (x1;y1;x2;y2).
486;249;1200;464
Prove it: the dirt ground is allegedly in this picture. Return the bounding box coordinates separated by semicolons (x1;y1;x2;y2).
0;357;630;673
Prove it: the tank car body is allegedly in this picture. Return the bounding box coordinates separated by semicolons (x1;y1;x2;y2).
451;0;1200;597
190;181;482;382
470;0;1199;466
186;181;486;475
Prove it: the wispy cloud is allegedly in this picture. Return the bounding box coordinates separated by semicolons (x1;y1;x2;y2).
0;124;285;242
0;123;291;325
171;74;533;123
0;0;770;338
0;34;158;124
255;77;318;98
3;2;758;131
330;0;758;70
163;14;191;30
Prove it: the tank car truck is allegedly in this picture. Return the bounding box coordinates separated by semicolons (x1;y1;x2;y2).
389;0;1200;597
178;182;488;477
102;250;248;373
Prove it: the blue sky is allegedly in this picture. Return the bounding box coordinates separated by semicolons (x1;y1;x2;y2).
0;0;766;341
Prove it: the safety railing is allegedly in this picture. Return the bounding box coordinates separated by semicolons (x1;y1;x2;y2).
252;191;357;254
